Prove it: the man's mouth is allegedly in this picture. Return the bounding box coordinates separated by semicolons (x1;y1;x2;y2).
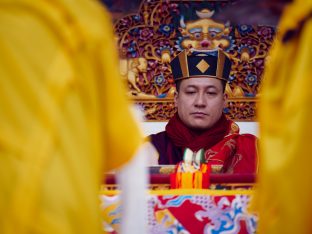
191;112;208;117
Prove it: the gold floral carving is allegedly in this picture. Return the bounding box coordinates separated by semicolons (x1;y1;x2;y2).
113;1;274;121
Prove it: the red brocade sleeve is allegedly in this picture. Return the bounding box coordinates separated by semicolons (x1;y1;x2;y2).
229;134;258;174
205;133;258;174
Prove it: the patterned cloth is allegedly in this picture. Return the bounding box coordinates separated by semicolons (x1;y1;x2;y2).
101;190;258;234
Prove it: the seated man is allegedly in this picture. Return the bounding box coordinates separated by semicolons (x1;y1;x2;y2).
149;49;258;173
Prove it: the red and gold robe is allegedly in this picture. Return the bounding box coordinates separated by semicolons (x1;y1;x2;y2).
150;114;258;173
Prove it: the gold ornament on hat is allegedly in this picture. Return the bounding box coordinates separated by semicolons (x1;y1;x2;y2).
196;59;210;73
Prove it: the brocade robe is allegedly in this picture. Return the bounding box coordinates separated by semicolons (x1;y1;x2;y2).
150;121;258;173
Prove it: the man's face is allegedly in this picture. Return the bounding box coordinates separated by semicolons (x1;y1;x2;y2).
174;77;227;131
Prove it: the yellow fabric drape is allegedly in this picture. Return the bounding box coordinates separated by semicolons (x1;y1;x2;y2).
257;0;312;233
0;0;142;233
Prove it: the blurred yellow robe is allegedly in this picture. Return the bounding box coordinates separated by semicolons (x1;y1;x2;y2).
0;0;142;233
257;0;312;233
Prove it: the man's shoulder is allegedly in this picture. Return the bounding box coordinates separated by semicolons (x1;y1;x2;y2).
224;132;257;141
147;131;170;160
238;133;258;140
234;133;258;145
233;133;258;155
149;131;168;142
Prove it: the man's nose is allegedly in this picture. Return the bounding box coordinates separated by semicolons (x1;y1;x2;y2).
194;93;206;107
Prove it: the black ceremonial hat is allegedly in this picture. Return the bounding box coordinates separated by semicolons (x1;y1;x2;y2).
170;49;232;82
